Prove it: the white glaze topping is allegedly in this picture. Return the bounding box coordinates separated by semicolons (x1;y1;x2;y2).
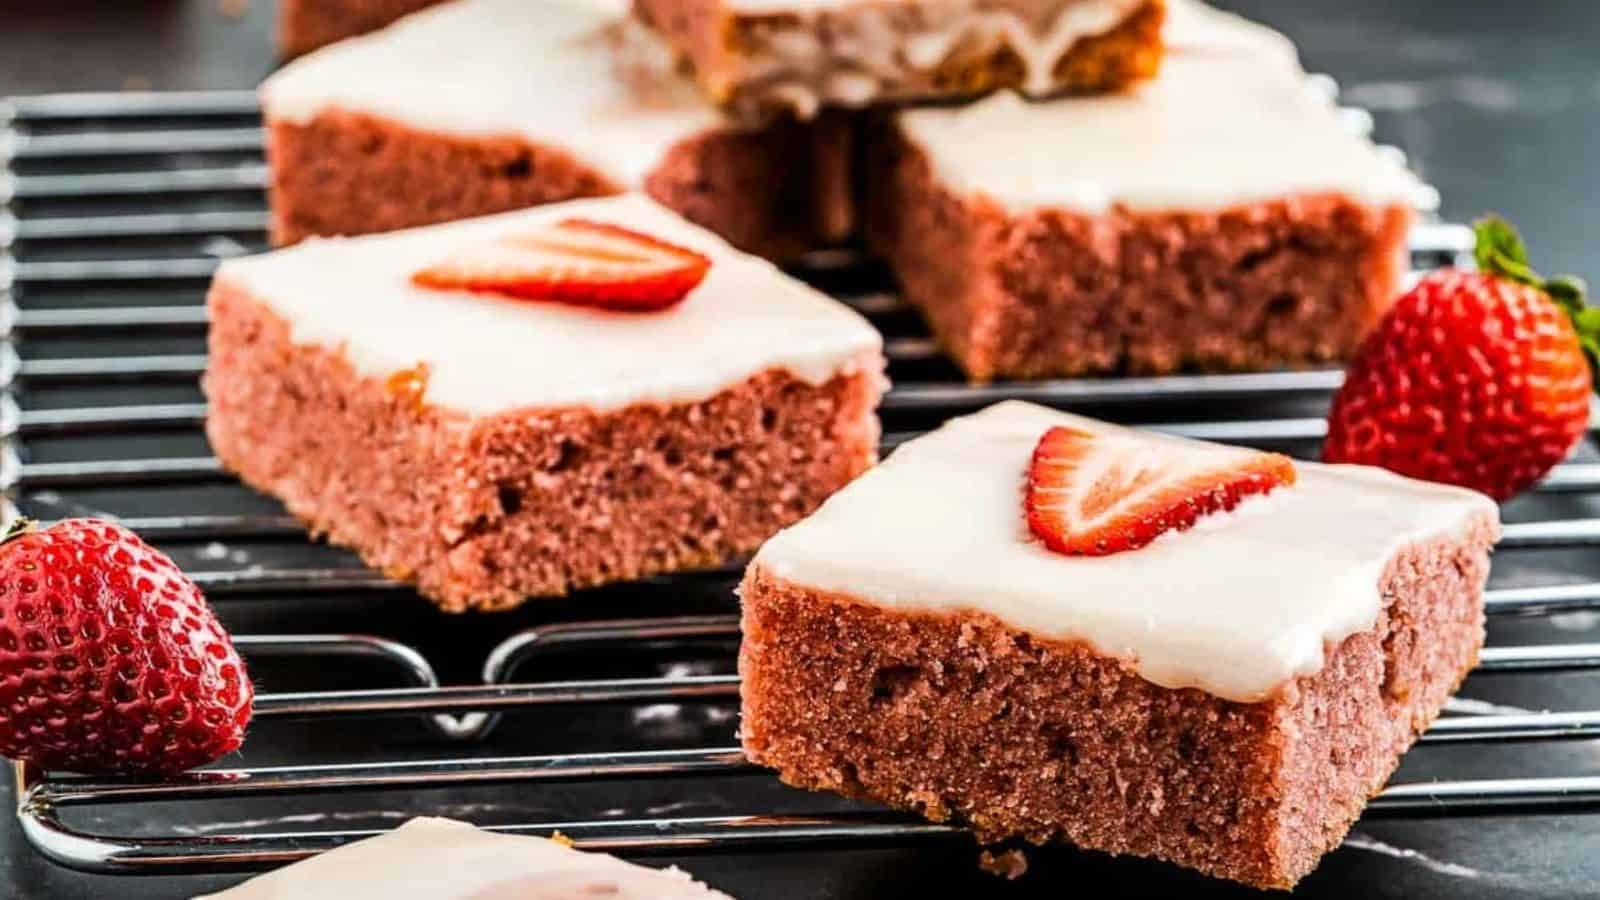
200;817;733;900
753;401;1497;702
895;0;1428;213
215;195;883;416
260;0;722;187
1002;0;1150;96
725;0;1147;101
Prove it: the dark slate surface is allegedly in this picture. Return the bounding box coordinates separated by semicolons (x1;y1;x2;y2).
2;1;1599;898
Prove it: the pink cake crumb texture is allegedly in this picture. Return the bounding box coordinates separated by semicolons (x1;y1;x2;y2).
865;115;1415;382
739;512;1497;888
267;110;856;262
203;281;883;612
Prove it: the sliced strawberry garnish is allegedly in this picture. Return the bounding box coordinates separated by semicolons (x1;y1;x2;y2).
1025;425;1297;556
412;218;712;311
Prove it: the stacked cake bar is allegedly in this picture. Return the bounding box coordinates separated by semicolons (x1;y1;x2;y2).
203;195;884;612
263;0;856;259
867;0;1426;379
740;401;1498;888
631;0;1166;117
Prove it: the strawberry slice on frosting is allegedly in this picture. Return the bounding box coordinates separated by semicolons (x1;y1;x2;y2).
413;218;711;312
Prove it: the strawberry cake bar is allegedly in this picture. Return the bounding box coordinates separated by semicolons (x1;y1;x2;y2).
632;0;1166;118
866;0;1427;381
206;817;734;898
263;0;855;259
203;195;885;612
277;0;447;57
740;401;1498;888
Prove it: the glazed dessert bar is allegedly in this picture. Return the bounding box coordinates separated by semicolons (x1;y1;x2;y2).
263;0;855;260
277;0;447;57
740;401;1498;888
633;0;1165;117
206;817;734;898
867;0;1425;381
204;195;885;612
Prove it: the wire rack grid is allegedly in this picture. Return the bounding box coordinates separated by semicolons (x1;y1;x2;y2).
4;87;1600;880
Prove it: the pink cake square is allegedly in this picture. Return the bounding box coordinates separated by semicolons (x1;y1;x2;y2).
205;195;885;611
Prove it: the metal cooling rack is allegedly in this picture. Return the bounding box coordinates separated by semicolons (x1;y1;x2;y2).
5;88;1600;879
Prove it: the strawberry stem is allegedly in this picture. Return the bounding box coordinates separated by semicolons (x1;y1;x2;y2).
1;517;36;545
1473;216;1600;392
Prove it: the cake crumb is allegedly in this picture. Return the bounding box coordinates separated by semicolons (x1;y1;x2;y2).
384;362;432;412
978;848;1028;880
217;0;250;19
548;830;574;848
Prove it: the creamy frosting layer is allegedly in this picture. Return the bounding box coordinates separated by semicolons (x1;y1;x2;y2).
722;0;1147;113
216;195;883;416
261;0;722;187
201;817;732;899
896;0;1426;213
753;401;1497;702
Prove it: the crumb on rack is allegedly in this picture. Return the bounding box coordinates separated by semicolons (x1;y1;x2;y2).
549;830;575;848
978;848;1028;880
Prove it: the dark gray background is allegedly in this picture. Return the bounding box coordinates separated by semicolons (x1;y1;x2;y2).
2;1;1599;898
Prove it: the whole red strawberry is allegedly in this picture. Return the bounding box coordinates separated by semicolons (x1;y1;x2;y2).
1324;217;1597;501
0;518;253;775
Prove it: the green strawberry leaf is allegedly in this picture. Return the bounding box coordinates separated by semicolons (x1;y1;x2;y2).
0;517;36;545
1473;215;1538;286
1473;215;1598;392
1572;305;1600;394
1546;274;1589;317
